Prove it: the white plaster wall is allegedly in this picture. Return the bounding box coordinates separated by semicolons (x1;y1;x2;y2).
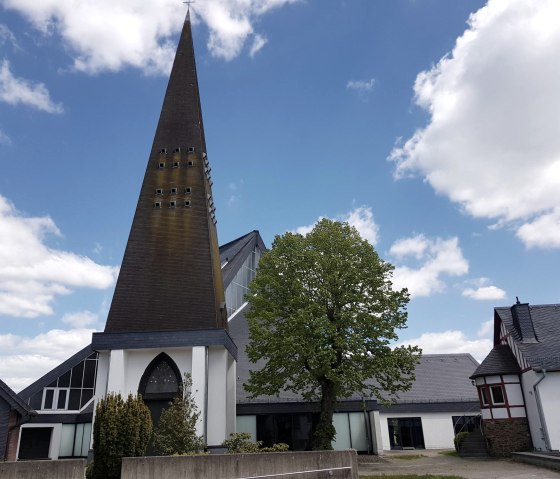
521;369;547;451
207;347;228;446
379;412;479;450
226;354;236;437
370;410;384;455
191;346;207;438
536;371;560;450
505;383;524;406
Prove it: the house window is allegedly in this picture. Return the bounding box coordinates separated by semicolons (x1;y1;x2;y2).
170;187;178;195
185;187;191;194
42;387;69;410
160;148;167;154
188;146;195;153
490;385;505;405
480;387;489;406
174;147;181;153
187;160;194;166
184;200;191;207
173;161;180;168
155;188;163;195
154;201;162;208
158;162;165;169
169;201;176;208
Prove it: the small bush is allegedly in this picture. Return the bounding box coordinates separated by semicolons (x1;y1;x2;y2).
222;432;289;454
454;431;470;452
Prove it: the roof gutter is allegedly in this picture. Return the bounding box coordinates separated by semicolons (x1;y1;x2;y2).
532;368;551;451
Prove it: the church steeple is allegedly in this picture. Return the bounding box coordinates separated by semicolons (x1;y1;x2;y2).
104;13;226;332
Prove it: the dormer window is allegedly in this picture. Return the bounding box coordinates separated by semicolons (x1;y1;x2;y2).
173;161;180;168
185;187;192;194
174;147;181;153
188;146;195;153
187;160;194;167
155;188;163;195
154;201;162;208
160;148;167;154
490;385;505;405
158;162;165;169
169;201;176;208
184;200;191;207
170;187;178;195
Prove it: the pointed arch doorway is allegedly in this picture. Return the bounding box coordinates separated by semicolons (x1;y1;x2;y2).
138;353;182;428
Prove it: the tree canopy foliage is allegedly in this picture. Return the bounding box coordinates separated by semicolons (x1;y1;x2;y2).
245;219;421;450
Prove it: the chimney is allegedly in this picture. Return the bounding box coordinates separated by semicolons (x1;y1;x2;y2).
511;300;538;343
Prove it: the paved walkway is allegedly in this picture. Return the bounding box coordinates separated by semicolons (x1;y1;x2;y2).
358;449;560;478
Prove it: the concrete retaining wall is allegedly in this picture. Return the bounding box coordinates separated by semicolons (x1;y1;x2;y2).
0;459;86;479
122;450;358;479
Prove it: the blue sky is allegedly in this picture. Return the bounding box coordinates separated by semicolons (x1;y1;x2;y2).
1;0;559;391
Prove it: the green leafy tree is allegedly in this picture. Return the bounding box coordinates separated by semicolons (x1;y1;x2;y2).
245;219;421;450
90;393;152;479
152;373;205;455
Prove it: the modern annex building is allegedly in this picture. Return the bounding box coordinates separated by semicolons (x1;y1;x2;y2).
0;12;481;462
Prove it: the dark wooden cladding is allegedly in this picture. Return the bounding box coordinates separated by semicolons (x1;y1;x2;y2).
105;13;226;333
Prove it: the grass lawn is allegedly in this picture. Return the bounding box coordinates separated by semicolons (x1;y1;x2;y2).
361;475;465;479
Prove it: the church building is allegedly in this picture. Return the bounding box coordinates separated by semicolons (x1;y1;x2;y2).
0;11;481;462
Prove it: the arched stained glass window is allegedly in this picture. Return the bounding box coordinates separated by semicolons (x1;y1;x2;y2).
138;353;182;400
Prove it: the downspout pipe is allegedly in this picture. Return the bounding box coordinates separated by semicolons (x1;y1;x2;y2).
533;368;551;451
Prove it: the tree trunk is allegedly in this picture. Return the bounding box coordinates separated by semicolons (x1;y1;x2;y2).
312;380;337;450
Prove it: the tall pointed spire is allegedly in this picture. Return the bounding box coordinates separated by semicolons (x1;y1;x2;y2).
105;13;226;332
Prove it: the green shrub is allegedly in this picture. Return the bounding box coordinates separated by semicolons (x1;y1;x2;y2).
222;432;289;454
90;393;152;479
454;431;470;452
152;373;204;456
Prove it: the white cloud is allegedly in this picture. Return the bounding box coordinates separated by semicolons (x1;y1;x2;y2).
477;319;494;338
0;328;95;392
463;285;506;301
2;0;298;74
390;235;468;297
249;33;268;57
346;78;375;92
294;206;379;245
61;310;99;328
0;60;63;113
0;24;17;48
398;330;492;363
0;129;11;145
0;195;118;318
516;208;560;249
388;0;560;249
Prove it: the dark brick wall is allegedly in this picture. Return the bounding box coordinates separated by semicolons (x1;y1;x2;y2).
5;411;20;461
483;418;533;457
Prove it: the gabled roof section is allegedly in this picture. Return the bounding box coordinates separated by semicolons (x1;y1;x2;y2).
220;230;266;289
470;344;521;379
104;12;226;332
18;345;94;402
496;303;560;371
0;378;33;416
229;309;479;405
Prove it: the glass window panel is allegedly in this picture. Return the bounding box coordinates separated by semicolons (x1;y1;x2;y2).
57;389;68;409
480;387;489;405
491;385;505;404
68;389;81;410
80;389;94;409
332;413;351;450
58;371;71;387
349;412;368;452
30;392;42;410
236;416;257;441
73;424;84;457
43;389;54;409
145;361;179;394
81;423;92;457
71;362;84;388
60;424;75;457
83;360;97;388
